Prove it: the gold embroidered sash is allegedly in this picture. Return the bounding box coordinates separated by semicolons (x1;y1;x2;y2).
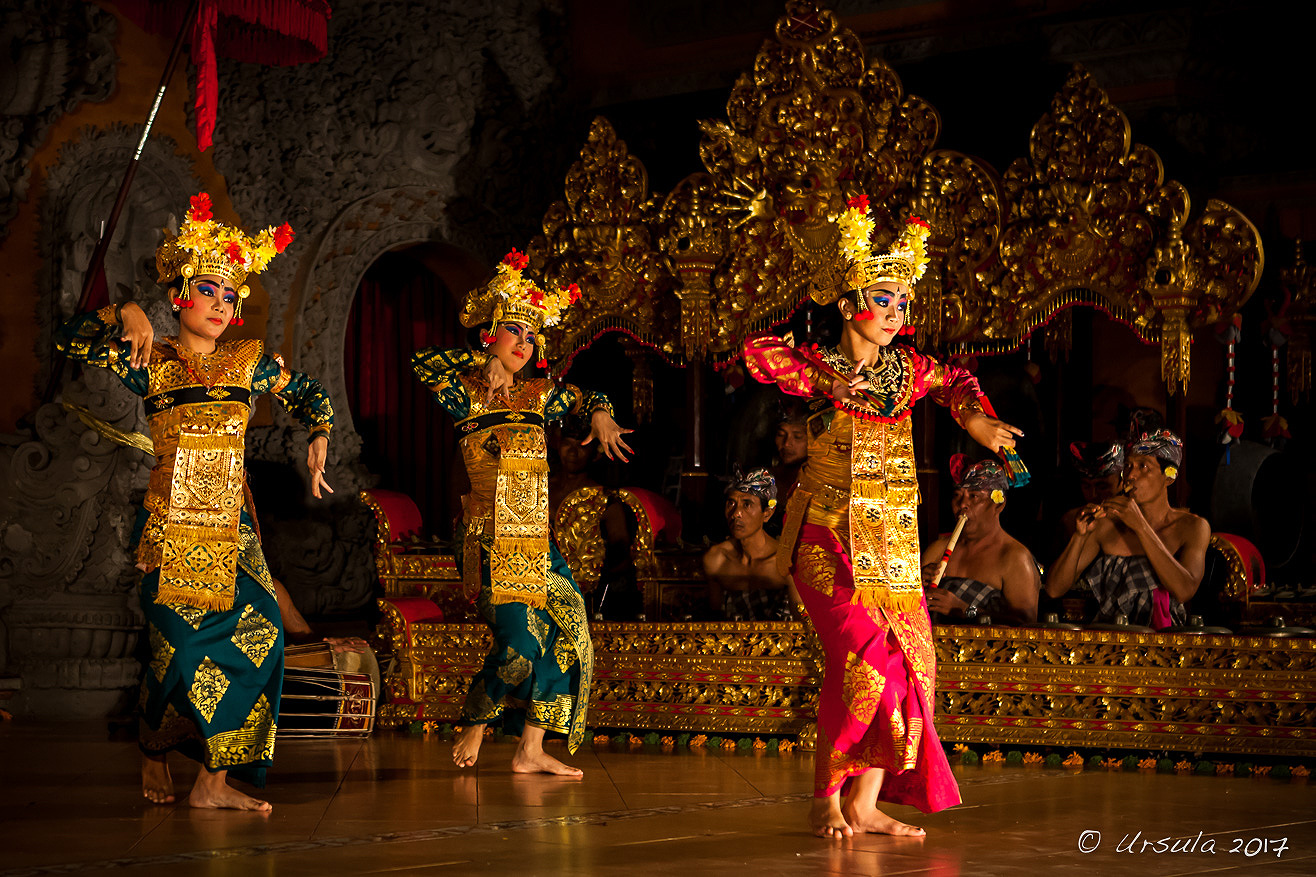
157;427;246;611
488;424;551;608
849;417;922;613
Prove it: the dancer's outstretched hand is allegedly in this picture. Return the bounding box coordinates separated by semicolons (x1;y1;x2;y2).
583;409;635;462
307;434;333;498
118;302;155;369
965;413;1023;453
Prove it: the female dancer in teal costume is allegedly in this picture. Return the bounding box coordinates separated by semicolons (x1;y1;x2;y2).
413;249;632;776
55;194;334;810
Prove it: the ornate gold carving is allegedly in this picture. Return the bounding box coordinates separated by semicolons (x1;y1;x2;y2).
553;486;610;592
1210;535;1248;601
950;67;1262;393
359;490;466;618
377;620;1316;757
696;0;948;353
660;174;725;360
529;118;677;369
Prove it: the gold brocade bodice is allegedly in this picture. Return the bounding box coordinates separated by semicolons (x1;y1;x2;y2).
138;339;265;610
455;375;558;608
455;375;557;524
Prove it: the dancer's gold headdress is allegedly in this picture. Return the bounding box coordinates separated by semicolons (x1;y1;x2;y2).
460;249;580;367
155;193;293;325
812;195;932;310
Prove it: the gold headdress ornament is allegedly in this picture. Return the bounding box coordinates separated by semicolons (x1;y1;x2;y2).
459;249;581;367
155;193;294;326
812;195;932;317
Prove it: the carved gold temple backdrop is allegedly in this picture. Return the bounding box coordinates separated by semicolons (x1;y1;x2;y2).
529;0;1263;394
371;1;1303;758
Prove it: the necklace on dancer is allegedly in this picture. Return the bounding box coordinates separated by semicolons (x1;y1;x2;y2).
169;339;230;399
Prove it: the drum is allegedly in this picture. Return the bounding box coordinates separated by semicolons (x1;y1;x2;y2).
279;644;376;738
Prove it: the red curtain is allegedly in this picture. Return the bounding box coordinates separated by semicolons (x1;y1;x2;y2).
344;252;467;541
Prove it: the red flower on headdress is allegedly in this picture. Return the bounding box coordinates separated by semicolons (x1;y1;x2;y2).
502;249;530;271
846;194;870;212
224;241;244;263
566;283;581;305
189;193;213;223
273;223;295;253
908;216;931;229
530;288;545;308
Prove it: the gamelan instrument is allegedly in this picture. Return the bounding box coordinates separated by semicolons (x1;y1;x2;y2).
279;642;377;738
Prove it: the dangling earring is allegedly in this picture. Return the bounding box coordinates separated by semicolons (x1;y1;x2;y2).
231;298;245;327
172;282;193;310
480;329;496;347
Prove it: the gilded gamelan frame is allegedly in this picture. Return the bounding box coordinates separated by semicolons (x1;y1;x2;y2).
376;616;1316;758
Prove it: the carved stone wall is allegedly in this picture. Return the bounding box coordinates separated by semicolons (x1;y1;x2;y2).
1;126;196;716
0;0;117;243
4;1;576;717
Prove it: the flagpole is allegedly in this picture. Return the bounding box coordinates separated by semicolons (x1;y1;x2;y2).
42;0;201;404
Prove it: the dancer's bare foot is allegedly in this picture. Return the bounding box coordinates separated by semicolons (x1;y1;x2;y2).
809;797;853;838
188;769;271;811
510;747;583;777
141;753;175;804
452;723;485;768
512;723;583;776
841;801;925;837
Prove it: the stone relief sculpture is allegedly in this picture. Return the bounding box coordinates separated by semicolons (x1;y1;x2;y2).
2;126;194;716
0;0;117;243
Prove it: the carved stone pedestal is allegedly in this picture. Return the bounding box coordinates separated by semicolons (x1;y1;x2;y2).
4;595;142;717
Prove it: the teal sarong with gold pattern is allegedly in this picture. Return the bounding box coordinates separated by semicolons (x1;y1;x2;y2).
413;346;607;755
137;508;283;787
463;543;593;753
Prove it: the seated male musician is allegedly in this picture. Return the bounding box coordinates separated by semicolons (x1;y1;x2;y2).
702;469;796;620
922;455;1040;625
1060;441;1125;538
1045;429;1210;629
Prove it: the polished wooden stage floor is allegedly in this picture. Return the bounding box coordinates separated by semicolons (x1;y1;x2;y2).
2;723;1312;876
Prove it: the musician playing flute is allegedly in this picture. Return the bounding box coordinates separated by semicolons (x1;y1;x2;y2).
742;199;1023;839
922;454;1040;625
55;194;333;811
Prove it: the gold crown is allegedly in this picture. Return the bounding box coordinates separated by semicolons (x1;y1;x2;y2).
460;249;580;366
812;195;932;305
156;193;293;304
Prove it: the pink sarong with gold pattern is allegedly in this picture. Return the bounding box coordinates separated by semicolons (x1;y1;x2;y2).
796;524;960;810
743;334;985;812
